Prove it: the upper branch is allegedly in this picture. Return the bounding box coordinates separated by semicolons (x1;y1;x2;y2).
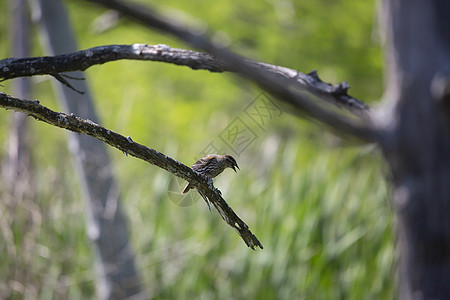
0;44;369;117
0;44;227;79
84;0;378;142
0;92;263;250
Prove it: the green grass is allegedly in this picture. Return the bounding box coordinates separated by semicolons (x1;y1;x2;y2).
0;127;395;299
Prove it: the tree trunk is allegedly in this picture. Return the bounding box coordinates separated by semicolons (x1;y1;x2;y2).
32;0;143;298
381;0;450;298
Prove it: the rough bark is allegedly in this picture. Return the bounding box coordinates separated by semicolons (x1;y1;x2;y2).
0;44;370;117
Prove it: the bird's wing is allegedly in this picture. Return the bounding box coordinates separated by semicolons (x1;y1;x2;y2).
192;155;216;170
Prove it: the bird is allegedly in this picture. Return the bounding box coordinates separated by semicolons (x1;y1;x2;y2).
182;154;239;194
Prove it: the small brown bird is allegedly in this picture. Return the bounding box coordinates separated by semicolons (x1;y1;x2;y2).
182;154;239;194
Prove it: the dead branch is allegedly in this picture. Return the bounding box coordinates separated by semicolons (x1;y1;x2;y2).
0;92;263;250
0;44;369;117
83;0;378;142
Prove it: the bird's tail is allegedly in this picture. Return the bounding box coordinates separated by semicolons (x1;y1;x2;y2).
181;182;192;194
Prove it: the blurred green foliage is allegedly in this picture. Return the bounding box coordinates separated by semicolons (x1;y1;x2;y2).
0;0;394;299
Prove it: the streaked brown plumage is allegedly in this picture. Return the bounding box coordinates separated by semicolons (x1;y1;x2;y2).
182;154;239;194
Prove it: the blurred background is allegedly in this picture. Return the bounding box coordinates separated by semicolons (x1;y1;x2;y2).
0;0;395;299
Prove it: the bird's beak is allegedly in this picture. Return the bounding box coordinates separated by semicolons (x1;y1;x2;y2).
232;165;240;172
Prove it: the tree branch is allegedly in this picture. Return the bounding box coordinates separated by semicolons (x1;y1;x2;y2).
83;0;378;142
0;44;225;79
0;44;369;116
0;92;263;250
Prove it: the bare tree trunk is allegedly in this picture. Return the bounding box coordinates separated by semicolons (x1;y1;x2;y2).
381;0;450;298
31;0;143;298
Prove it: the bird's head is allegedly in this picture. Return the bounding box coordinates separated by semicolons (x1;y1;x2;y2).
222;155;239;172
